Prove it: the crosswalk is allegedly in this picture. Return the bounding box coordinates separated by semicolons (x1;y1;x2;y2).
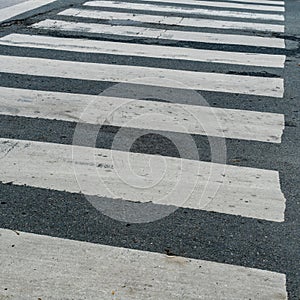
0;0;289;298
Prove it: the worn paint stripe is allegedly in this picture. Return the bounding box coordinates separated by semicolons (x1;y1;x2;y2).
0;55;284;97
59;8;285;33
0;138;286;221
219;0;284;5
0;229;288;299
0;34;286;68
136;0;285;11
0;87;284;143
83;1;285;21
32;20;285;49
0;0;57;23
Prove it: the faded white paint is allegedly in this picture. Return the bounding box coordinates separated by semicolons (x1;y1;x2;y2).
59;8;285;33
217;0;284;5
137;0;285;11
0;138;286;221
0;55;284;97
0;34;286;68
84;1;285;21
0;229;288;299
0;87;284;143
0;0;56;23
32;20;285;49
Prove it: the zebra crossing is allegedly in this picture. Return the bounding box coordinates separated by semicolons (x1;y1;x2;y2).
0;0;291;298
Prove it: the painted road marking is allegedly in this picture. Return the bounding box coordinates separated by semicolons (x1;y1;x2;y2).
0;138;286;221
0;34;286;68
136;0;285;11
0;87;284;143
0;0;56;23
59;8;285;33
83;1;284;21
0;229;288;299
217;0;284;5
0;0;31;10
32;20;285;49
0;55;284;97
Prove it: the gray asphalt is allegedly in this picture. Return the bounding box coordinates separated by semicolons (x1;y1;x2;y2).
0;0;299;299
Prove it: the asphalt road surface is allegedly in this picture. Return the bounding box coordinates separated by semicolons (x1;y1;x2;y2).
0;0;299;299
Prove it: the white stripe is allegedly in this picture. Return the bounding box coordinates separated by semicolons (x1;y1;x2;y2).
59;8;285;33
136;0;285;11
0;87;284;143
0;34;286;68
0;138;286;221
0;229;288;299
221;0;284;5
32;20;285;49
0;0;56;23
83;1;285;21
0;55;284;97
